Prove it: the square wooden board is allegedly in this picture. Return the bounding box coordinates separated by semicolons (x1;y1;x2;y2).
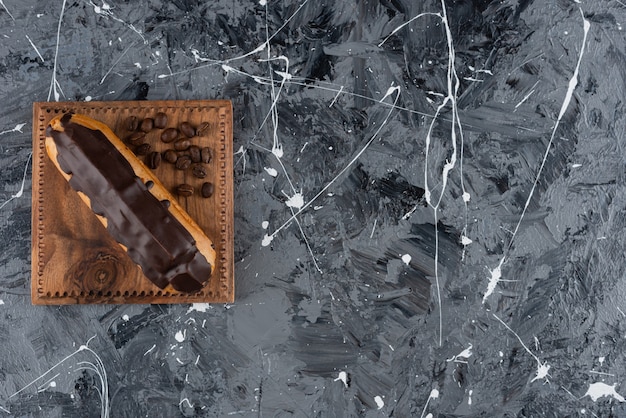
31;100;234;304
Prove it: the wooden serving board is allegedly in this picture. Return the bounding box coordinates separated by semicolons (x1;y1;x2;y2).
31;100;234;304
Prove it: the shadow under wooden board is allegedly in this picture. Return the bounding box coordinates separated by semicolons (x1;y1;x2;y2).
32;100;234;304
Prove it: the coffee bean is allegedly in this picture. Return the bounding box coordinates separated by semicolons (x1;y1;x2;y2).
125;116;139;131
201;182;214;198
191;163;208;178
126;131;146;144
180;122;195;138
161;128;178;143
140;118;154;132
176;183;194;197
145;180;154;190
174;138;191;151
163;149;178;164
175;155;192;170
196;122;211;136
146;151;161;169
154;112;168;129
135;143;151;156
161;199;170;208
200;147;212;163
189;145;201;163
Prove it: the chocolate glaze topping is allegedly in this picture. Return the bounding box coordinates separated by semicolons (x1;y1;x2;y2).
46;113;212;292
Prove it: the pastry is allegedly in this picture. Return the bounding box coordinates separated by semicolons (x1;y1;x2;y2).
45;113;216;292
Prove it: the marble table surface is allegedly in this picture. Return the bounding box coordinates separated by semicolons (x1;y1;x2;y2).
1;0;625;416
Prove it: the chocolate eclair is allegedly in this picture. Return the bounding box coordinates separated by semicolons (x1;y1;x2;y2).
45;113;216;293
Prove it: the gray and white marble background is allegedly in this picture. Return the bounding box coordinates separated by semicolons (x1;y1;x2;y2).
1;0;626;416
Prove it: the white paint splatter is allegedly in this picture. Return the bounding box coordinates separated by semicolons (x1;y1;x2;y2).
334;371;348;388
90;0;146;43
179;397;194;408
483;260;503;303
190;48;212;63
9;336;109;417
259;0;267;5
329;86;344;107
0;123;26;136
420;388;439;418
401;254;412;265
121;314;129;322
468;389;473;405
261;234;273;247
285;192;304;209
447;344;473;362
0;300;4;305
514;80;540;109
271;144;284;158
261;221;269;230
493;314;550;383
264;167;278;177
374;395;384;409
187;303;212;313
261;86;400;247
48;0;68;101
25;35;45;62
275;70;291;80
144;344;156;356
0;152;32;210
533;363;551;382
378;11;441;47
84;96;93;102
174;330;185;343
0;0;15;21
14;123;25;132
584;382;625;402
483;9;590;302
462;192;471;202
461;235;472;246
38;379;58;393
414;1;468;348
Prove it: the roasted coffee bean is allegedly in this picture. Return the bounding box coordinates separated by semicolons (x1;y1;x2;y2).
135;143;151;155
161;199;170;208
201;182;214;198
126;131;146;144
191;163;208;179
163;149;178;164
200;147;212;163
174;138;191;151
145;180;154;190
154;112;168;129
160;128;178;143
126;116;139;131
188;145;201;163
176;183;194;197
180;122;195;138
140;118;154;132
196;122;211;136
146;151;161;169
175;155;192;170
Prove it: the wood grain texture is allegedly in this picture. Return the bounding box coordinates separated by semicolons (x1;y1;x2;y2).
31;100;234;304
